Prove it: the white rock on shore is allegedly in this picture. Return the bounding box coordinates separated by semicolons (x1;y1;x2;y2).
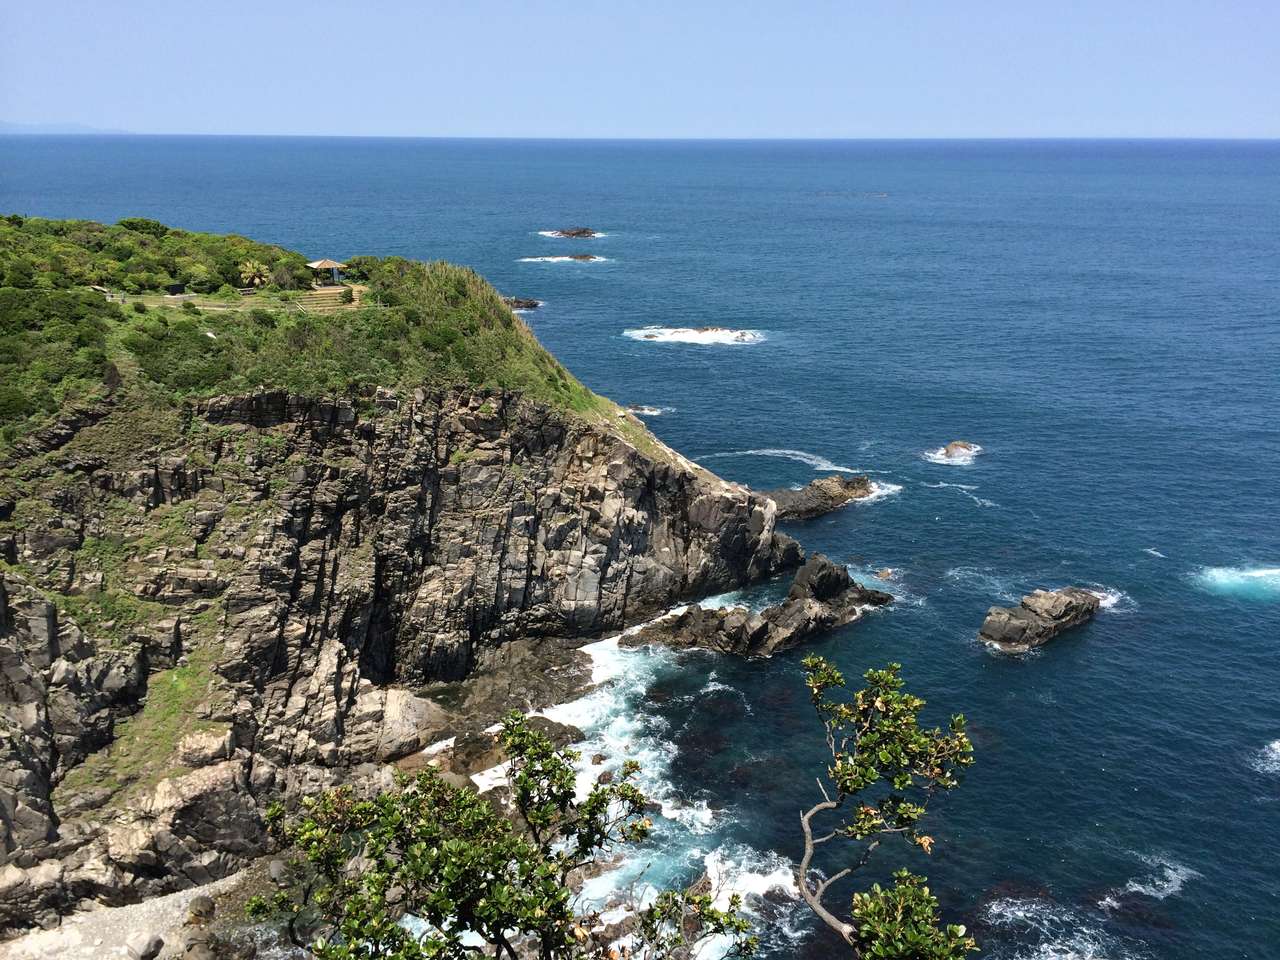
0;873;242;960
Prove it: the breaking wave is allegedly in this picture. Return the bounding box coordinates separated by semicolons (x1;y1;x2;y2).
624;326;765;345
981;898;1141;960
923;442;983;466
518;254;609;263
1192;566;1280;600
1084;586;1138;614
627;404;676;417
1143;548;1166;559
1098;854;1200;910
697;448;861;474
1252;739;1280;775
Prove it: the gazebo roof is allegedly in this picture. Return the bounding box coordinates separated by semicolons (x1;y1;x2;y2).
306;258;346;270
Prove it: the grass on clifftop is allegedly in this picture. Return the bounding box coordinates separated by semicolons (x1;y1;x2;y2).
0;215;612;452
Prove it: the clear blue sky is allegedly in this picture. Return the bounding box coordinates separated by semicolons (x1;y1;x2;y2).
3;0;1277;138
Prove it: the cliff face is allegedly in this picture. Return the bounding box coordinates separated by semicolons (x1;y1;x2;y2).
0;386;797;930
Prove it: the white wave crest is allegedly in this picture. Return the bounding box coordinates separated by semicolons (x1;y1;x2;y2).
698;448;861;474
1252;739;1280;775
983;898;1140;960
863;480;904;502
517;254;609;263
1192;565;1280;600
624;326;765;345
627;404;676;417
1098;854;1200;910
1084;586;1137;614
1143;547;1166;558
922;481;980;491
923;442;983;465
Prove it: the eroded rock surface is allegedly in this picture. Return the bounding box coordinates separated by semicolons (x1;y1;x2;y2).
0;386;799;931
978;588;1101;652
763;474;874;520
626;554;891;657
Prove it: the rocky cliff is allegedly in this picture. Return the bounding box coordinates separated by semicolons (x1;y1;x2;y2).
0;386;798;931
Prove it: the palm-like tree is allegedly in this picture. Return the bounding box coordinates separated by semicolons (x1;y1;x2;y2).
239;259;270;287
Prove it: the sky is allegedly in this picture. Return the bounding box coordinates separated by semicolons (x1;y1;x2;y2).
3;0;1278;138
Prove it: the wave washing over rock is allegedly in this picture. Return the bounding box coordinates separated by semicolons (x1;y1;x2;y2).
519;254;610;263
1192;565;1280;600
539;630;807;958
623;326;765;345
923;441;984;465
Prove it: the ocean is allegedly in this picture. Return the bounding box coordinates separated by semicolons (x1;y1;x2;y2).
3;136;1278;959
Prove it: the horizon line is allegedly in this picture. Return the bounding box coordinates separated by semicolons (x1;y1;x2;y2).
2;131;1279;143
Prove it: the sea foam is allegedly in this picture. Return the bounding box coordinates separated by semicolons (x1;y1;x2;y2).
982;897;1141;960
923;442;983;466
624;326;765;345
518;254;609;263
697;447;861;474
1251;739;1280;776
1192;566;1280;600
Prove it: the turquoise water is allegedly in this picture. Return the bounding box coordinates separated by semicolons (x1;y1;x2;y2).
4;137;1279;958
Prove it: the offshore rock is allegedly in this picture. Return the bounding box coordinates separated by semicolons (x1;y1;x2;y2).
763;474;875;520
627;554;891;657
978;588;1101;652
0;385;799;931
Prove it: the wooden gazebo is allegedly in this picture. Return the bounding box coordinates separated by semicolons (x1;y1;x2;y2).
306;258;346;284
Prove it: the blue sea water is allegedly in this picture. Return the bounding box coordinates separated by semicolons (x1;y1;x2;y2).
3;136;1279;958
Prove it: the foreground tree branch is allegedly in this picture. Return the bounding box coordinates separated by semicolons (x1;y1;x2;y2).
795;657;978;959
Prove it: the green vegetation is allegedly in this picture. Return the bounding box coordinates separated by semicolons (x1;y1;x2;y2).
251;713;757;959
0;214;311;293
0;215;609;451
797;658;976;959
54;640;225;805
255;668;977;958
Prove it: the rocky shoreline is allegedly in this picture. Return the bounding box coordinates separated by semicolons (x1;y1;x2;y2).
625;555;892;657
0;385;801;933
761;474;875;520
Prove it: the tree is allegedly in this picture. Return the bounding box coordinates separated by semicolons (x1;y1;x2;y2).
239;259;270;287
250;712;757;959
796;657;976;959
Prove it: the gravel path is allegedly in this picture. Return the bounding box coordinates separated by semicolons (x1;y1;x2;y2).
1;873;244;959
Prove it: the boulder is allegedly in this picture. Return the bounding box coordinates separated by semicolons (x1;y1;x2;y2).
978;588;1101;652
549;227;600;238
177;728;234;767
762;475;875;520
627;555;891;657
187;893;215;923
502;297;542;310
126;932;165;960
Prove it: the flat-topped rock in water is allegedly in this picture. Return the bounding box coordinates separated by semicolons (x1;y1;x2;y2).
626;554;892;657
502;296;542;310
979;588;1101;652
763;474;874;520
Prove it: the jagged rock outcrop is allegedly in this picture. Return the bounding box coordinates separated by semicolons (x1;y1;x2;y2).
763;474;874;520
626;554;891;657
545;228;600;238
978;588;1101;652
0;386;800;931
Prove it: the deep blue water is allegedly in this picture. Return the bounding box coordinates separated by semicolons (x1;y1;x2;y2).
3;137;1279;959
